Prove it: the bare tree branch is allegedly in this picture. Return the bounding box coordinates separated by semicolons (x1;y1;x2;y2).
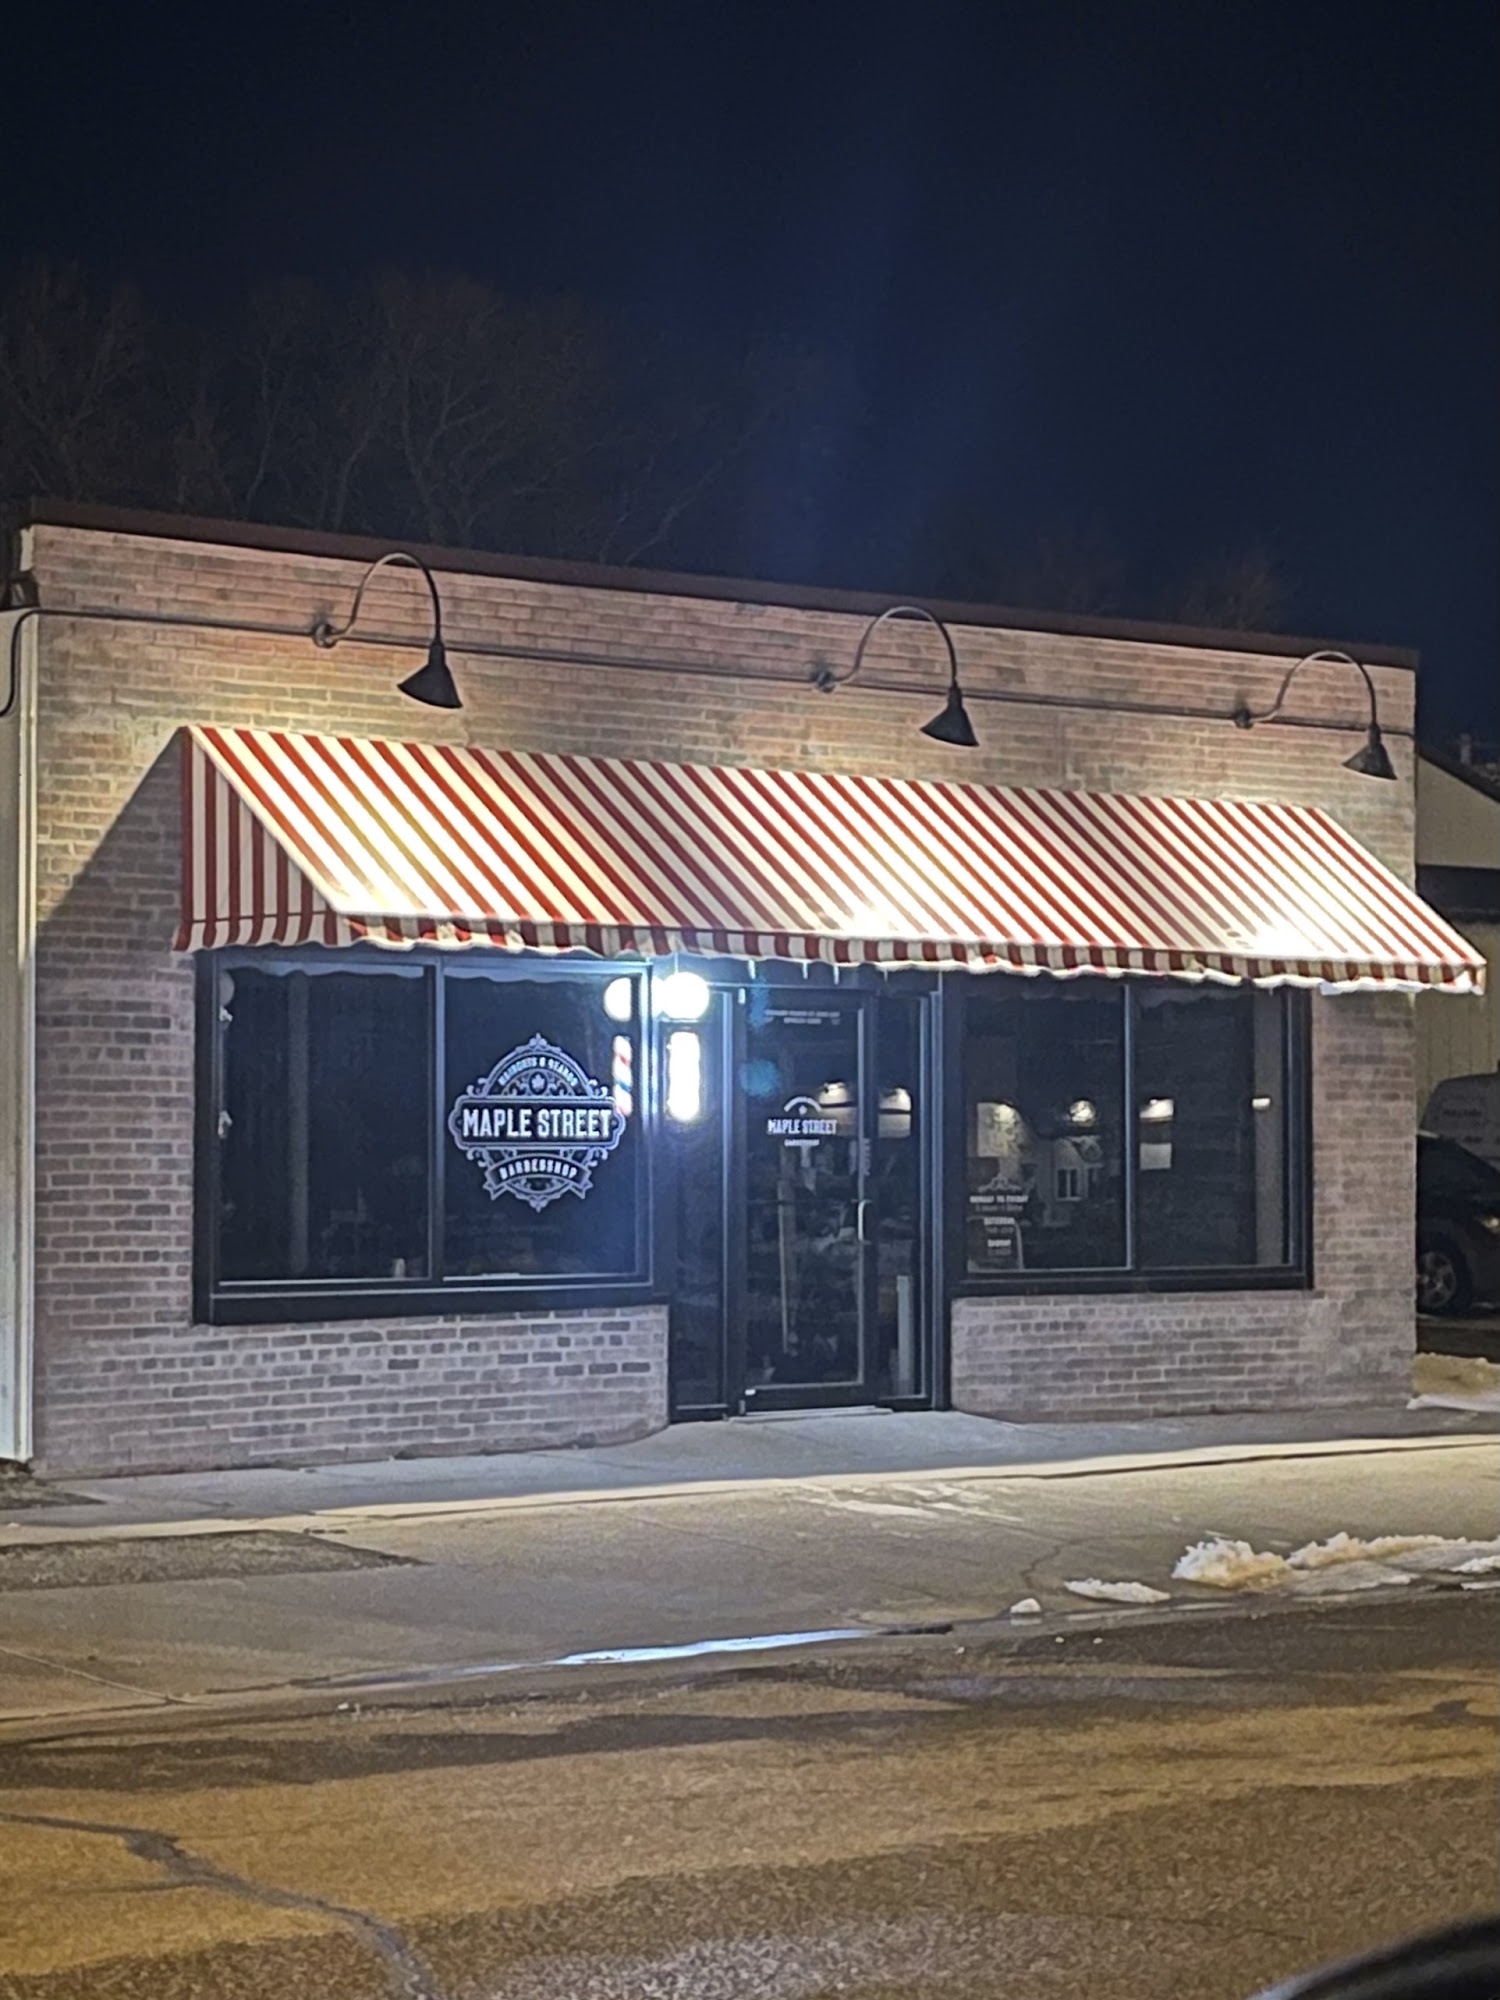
0;262;828;583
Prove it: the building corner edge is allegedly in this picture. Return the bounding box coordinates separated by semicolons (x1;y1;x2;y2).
0;595;38;1462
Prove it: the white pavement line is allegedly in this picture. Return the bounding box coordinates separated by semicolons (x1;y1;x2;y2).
0;1433;1491;1551
305;1619;966;1696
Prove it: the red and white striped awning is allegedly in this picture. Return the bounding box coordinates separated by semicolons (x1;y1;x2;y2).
176;725;1485;994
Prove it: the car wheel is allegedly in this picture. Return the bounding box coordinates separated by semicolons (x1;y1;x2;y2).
1416;1235;1474;1316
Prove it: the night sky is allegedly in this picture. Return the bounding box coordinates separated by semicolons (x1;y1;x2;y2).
4;1;1496;739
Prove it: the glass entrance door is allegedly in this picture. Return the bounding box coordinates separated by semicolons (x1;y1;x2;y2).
666;980;931;1419
739;994;871;1406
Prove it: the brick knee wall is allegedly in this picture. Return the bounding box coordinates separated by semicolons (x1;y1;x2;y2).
952;991;1417;1420
34;1309;669;1478
950;1280;1412;1420
948;1289;1406;1420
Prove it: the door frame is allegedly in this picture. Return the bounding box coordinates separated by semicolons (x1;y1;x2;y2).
665;969;946;1422
729;985;878;1414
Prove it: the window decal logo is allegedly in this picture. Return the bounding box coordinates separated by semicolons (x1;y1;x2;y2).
448;1034;626;1210
765;1094;839;1155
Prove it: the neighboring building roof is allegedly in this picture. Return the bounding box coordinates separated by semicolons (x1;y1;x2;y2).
1416;747;1500;909
14;498;1420;672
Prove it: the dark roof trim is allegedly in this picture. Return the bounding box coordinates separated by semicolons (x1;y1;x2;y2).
19;499;1420;672
1417;865;1500;924
1419;744;1500;805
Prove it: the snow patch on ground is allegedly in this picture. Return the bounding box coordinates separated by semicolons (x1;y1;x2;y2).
1172;1532;1500;1594
1171;1539;1288;1590
1285;1531;1446;1569
1007;1597;1043;1617
1063;1578;1171;1604
1284;1560;1415;1595
1368;1539;1500;1573
1409;1350;1500;1413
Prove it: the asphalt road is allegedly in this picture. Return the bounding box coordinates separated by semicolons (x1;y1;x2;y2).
1419;1307;1500;1360
1;1592;1495;2000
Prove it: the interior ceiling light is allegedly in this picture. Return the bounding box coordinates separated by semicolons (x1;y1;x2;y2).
602;976;635;1023
653;969;711;1021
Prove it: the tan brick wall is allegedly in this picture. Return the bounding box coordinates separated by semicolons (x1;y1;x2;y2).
40;1310;668;1476
23;524;1420;1467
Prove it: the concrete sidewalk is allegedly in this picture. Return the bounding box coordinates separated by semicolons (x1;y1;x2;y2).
0;1405;1495;1731
6;1401;1496;1542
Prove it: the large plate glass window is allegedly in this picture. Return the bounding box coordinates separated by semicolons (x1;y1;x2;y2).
962;984;1126;1275
217;962;429;1283
205;955;650;1319
442;968;646;1281
1133;986;1290;1270
956;977;1304;1285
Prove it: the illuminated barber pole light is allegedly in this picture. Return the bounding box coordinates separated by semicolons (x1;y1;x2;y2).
666;1031;703;1123
612;1036;634;1120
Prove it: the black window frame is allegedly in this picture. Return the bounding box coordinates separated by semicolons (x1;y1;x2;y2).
945;978;1312;1298
195;946;662;1325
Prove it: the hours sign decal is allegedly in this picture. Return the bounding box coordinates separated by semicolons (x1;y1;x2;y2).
448;1034;625;1211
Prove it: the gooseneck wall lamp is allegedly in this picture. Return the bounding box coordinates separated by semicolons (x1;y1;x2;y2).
312;550;462;709
1230;648;1396;781
813;604;979;748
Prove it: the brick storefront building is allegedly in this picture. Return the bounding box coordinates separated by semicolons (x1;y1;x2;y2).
0;506;1483;1474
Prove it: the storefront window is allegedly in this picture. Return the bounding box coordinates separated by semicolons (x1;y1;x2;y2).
218;964;429;1283
208;954;1303;1324
958;978;1303;1284
442;969;644;1280
205;955;650;1314
962;986;1126;1274
1133;987;1289;1269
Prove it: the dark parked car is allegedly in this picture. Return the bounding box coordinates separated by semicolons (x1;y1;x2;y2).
1252;1912;1500;1997
1416;1131;1500;1315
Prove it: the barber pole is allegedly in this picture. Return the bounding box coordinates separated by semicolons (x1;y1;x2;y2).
612;1035;634;1121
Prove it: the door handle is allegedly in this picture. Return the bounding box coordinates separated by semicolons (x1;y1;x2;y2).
857;1198;872;1243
